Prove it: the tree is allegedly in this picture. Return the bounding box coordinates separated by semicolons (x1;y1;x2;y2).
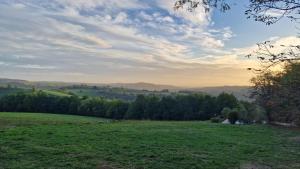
251;62;300;125
246;0;300;25
143;95;161;120
78;97;105;117
239;101;267;123
228;110;239;124
126;95;146;119
174;0;230;12
216;93;239;113
221;107;232;119
246;41;300;72
106;100;129;119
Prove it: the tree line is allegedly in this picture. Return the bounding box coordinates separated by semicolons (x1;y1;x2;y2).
0;91;263;121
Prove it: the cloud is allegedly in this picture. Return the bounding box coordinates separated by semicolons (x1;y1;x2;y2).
16;64;57;69
0;0;258;86
114;12;128;24
139;11;153;21
265;10;285;17
155;0;210;26
0;61;8;66
232;36;300;57
272;36;300;46
47;0;146;11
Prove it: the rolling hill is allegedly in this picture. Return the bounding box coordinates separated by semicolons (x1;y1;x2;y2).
0;78;251;100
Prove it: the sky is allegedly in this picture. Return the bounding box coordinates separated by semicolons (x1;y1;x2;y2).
0;0;299;87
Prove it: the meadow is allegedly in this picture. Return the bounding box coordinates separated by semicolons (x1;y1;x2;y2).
0;112;300;169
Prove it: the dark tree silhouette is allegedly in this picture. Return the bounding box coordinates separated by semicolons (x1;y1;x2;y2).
247;41;300;72
174;0;230;12
246;0;300;25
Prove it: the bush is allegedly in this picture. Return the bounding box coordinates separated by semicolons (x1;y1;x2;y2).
221;107;231;119
210;117;222;123
228;111;239;124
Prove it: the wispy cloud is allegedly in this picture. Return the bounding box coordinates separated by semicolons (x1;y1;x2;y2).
0;0;295;86
16;64;57;70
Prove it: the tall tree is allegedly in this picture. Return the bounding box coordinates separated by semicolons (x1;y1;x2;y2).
251;62;300;125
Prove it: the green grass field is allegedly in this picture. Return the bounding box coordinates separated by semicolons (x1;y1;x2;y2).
0;88;71;98
40;90;72;97
0;112;300;169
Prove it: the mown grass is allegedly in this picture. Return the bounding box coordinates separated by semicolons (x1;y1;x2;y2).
0;112;300;169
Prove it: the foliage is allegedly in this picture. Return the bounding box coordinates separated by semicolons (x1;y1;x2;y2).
210;116;222;123
0;86;30;97
246;41;300;72
239;101;267;123
221;102;267;124
251;62;300;125
174;0;230;12
221;107;232;119
246;0;300;25
0;91;257;121
228;110;239;124
216;93;239;113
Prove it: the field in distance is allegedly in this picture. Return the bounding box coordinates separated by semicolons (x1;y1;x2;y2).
0;112;300;169
0;78;251;101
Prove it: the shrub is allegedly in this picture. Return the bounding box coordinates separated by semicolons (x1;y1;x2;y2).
210;117;222;123
221;107;231;119
228;111;239;124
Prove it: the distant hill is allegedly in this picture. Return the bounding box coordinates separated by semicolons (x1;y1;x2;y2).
108;84;252;100
0;78;81;89
0;78;251;100
0;78;178;91
110;82;181;91
0;78;28;84
0;78;31;88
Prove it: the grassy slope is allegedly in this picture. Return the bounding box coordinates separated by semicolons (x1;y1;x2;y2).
66;88;137;101
41;90;72;97
0;88;71;98
0;113;300;169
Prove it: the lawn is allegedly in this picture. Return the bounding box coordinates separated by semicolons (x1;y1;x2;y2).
0;112;300;169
